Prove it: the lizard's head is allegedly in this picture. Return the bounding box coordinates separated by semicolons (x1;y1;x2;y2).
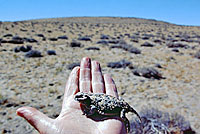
74;92;91;105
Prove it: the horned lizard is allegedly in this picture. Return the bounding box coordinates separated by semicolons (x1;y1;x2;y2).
74;92;141;132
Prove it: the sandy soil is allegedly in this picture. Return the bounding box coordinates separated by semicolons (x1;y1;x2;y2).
0;17;200;134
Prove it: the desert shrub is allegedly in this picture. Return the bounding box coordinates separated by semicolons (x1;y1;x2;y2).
130;108;195;134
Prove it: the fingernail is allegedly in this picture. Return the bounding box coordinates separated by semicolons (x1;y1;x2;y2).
16;108;31;117
81;57;91;68
92;61;101;71
71;66;80;73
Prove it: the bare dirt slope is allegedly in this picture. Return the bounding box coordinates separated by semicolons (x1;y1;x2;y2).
0;17;200;133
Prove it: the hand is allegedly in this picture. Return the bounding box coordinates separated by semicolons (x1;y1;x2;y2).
16;57;126;134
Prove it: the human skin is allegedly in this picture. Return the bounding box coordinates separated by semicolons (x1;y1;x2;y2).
16;57;126;134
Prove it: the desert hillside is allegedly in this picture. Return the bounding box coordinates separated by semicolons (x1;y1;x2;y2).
0;17;200;133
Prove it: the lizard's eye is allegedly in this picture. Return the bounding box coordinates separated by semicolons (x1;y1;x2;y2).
75;93;88;101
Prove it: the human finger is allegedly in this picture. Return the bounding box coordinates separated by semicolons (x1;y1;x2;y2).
61;67;80;111
104;74;118;98
16;106;54;134
63;66;80;97
91;61;105;93
79;57;91;92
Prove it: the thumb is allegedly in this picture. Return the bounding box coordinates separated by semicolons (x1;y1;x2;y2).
16;106;54;134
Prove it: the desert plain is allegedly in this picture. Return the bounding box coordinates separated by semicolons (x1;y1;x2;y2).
0;17;200;133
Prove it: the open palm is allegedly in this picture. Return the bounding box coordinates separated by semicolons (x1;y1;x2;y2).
17;57;126;134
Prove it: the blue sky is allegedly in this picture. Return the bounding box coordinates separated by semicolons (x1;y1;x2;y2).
0;0;199;26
